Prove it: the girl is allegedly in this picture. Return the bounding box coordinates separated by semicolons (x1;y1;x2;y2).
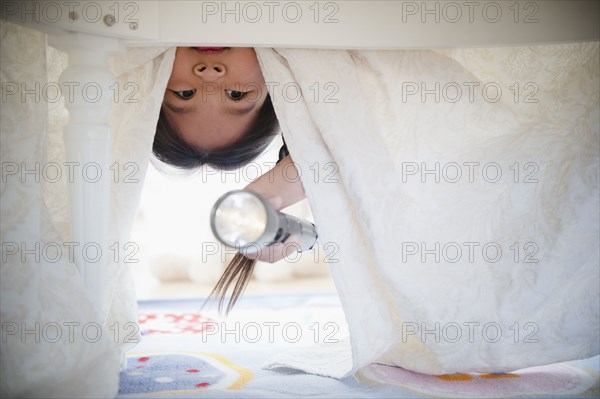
153;47;306;312
153;47;278;169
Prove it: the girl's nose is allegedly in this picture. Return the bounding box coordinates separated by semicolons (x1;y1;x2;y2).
194;63;226;81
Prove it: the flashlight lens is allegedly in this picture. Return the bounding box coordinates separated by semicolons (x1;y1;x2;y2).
213;191;267;247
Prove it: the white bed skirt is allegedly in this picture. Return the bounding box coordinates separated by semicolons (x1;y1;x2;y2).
0;22;175;397
257;44;599;377
1;20;597;394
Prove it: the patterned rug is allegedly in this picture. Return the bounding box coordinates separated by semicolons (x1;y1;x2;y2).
360;362;599;398
118;295;599;398
119;352;252;395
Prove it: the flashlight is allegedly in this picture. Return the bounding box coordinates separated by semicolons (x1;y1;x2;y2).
210;189;318;255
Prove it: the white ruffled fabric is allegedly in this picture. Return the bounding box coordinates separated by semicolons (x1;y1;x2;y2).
257;44;599;377
0;22;174;397
2;19;598;394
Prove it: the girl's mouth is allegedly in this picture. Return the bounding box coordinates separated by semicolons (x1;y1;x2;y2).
194;47;228;54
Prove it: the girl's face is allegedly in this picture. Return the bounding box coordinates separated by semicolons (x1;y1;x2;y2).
163;47;269;152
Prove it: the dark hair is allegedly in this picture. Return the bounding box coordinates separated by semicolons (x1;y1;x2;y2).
208;253;257;314
153;94;279;171
153;94;279;314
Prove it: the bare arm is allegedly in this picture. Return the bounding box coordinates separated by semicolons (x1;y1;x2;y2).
244;155;308;262
245;155;305;211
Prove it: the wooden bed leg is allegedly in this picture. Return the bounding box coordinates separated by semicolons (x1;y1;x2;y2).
48;32;122;322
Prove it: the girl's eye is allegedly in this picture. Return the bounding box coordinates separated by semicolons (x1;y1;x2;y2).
173;89;196;99
225;90;248;101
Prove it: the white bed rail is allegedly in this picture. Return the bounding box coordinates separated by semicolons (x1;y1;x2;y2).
3;1;599;48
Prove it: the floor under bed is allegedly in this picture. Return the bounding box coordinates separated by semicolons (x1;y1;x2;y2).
118;292;599;398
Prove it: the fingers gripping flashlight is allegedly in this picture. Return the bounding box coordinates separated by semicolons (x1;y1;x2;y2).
210;190;318;256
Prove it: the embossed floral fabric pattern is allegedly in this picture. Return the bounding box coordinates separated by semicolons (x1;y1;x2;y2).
257;44;599;377
0;22;175;396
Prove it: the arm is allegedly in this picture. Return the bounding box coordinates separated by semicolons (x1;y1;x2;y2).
244;155;308;262
245;154;305;211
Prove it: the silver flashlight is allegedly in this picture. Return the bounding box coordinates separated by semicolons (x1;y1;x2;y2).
210;189;318;255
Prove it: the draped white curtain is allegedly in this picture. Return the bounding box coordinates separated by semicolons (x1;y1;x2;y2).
257;44;599;377
1;19;598;395
0;22;174;397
